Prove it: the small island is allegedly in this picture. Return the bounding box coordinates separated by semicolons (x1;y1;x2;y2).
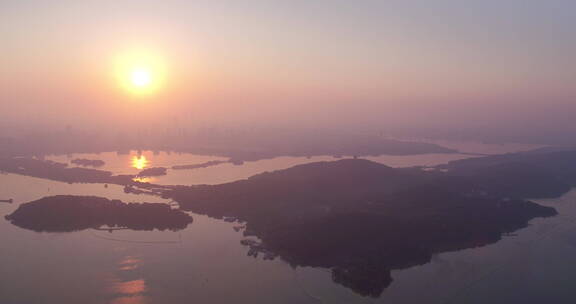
71;158;105;168
172;160;229;170
5;195;193;232
137;167;168;177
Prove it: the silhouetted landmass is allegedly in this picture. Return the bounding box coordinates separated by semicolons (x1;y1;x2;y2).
164;156;564;297
5;195;192;232
0;129;457;162
0;157;175;200
0;157;155;188
137;167;168;177
172;160;229;170
217;138;457;163
521;145;576;154
167;160;437;212
71;158;105;167
3;148;574;296
439;149;576;199
219;138;457;163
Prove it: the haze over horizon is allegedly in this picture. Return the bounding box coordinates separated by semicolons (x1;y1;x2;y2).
1;0;575;143
4;3;576;303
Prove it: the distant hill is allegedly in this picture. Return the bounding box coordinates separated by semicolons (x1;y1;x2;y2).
439;149;576;198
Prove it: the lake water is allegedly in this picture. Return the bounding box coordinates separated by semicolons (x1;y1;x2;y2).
43;139;539;186
3;143;570;304
45;151;478;185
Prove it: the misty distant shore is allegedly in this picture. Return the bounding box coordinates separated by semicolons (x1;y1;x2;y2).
0;129;457;161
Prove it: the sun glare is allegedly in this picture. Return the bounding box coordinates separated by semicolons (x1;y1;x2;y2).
130;68;152;87
114;49;167;97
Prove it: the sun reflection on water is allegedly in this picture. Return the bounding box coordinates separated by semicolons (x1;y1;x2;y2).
107;256;148;304
112;279;146;295
132;177;155;183
131;155;149;170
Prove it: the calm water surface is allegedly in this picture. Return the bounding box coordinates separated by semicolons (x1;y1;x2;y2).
45;150;479;185
44;140;542;185
3;143;572;304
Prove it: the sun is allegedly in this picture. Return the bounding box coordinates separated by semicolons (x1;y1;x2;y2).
130;67;152;88
114;49;167;97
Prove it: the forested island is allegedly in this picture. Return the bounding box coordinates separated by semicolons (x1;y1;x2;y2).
172;160;229;170
163;149;576;296
5;195;192;232
70;158;105;167
137;167;168;177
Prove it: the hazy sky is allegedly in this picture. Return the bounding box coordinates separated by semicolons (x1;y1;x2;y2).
1;0;575;135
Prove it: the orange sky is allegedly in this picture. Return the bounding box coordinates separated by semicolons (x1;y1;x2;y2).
1;1;575;132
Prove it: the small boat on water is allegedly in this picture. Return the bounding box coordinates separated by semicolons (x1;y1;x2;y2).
0;199;13;203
